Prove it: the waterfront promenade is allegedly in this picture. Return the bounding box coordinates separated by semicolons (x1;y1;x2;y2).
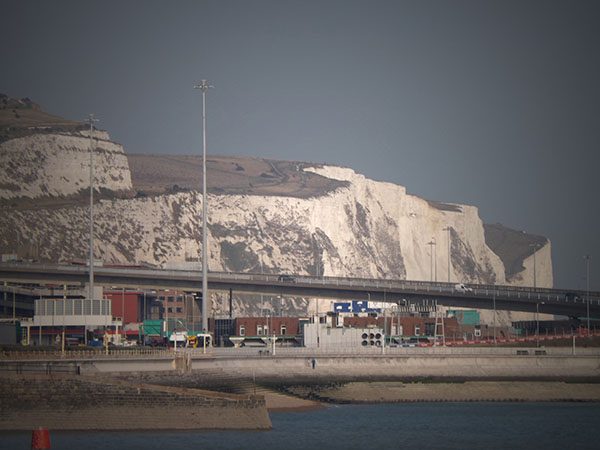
2;345;600;380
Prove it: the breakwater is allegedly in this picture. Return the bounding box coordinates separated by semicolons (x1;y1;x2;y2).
0;374;271;431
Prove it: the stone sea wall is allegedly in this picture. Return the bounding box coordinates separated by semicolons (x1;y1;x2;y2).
0;374;271;431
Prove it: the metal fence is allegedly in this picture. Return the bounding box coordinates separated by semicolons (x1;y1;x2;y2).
0;348;182;360
3;343;600;362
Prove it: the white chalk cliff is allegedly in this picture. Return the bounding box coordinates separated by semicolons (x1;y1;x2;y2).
0;123;552;321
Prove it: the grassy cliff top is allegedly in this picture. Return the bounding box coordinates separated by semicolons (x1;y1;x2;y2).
128;154;348;199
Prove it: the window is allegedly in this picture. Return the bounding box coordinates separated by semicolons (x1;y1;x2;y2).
176;307;182;313
167;307;173;313
167;296;174;303
280;324;287;335
257;325;264;336
239;325;245;336
414;326;420;336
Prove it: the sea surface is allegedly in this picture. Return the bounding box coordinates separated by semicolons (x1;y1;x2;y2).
3;402;600;450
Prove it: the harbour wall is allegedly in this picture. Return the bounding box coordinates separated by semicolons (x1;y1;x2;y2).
2;350;600;381
0;374;271;431
87;352;600;381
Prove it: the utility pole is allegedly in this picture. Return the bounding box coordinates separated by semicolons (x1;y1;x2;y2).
194;80;213;334
87;114;98;346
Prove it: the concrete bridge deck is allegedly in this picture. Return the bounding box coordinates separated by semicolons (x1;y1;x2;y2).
1;262;599;317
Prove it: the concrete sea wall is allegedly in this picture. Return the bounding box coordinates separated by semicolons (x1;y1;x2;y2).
4;349;598;381
85;353;600;382
0;374;271;431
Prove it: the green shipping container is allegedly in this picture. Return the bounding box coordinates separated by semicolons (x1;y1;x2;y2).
142;320;164;337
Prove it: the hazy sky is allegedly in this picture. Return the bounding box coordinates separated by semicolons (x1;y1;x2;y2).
2;1;599;289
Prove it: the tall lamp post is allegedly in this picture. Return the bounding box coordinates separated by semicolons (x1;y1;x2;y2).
121;287;125;342
536;301;545;347
427;238;437;282
87;114;98;346
492;292;496;345
529;243;540;289
585;255;591;333
443;227;451;282
536;302;540;347
194;80;213;334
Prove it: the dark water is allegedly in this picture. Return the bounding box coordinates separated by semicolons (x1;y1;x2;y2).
3;403;600;450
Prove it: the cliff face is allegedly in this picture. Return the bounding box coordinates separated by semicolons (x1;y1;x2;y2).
0;131;131;200
0;124;552;318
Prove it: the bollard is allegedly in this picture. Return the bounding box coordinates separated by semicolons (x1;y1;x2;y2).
31;427;51;449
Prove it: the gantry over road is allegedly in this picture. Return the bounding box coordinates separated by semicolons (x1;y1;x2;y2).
0;262;598;319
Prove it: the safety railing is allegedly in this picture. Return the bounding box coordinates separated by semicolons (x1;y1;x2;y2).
0;347;202;361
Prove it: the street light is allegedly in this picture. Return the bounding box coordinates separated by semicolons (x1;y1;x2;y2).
121;287;125;341
536;301;545;347
492;292;496;345
194;79;213;334
585;255;591;333
529;243;540;289
427;238;437;282
442;227;451;283
87;114;98;346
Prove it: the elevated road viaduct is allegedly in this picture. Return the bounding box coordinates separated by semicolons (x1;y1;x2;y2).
1;262;599;318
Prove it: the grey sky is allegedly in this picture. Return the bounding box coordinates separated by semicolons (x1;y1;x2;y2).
1;0;599;289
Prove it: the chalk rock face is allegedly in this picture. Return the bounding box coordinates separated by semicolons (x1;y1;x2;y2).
0;129;552;318
0;131;132;199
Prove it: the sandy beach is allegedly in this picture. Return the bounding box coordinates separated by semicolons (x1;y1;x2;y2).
286;381;600;404
264;391;325;412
